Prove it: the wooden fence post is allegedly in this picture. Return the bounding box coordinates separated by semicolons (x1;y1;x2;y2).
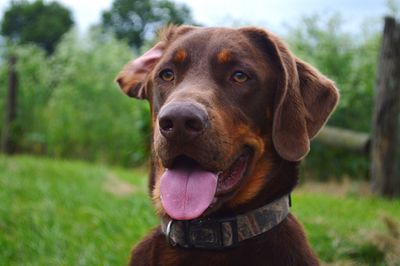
370;17;400;197
315;126;370;154
1;55;18;154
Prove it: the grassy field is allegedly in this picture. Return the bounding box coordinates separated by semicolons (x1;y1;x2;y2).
1;155;399;265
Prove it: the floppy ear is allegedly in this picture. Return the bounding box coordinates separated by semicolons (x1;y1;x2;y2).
116;42;165;99
241;28;339;161
273;56;339;161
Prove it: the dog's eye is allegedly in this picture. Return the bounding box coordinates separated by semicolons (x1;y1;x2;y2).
159;69;175;81
232;71;249;83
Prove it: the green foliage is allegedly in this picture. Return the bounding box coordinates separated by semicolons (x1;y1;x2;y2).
1;0;74;54
1;155;399;265
101;0;194;49
45;30;151;165
0;29;151;166
286;15;381;179
0;44;50;152
0;53;8;140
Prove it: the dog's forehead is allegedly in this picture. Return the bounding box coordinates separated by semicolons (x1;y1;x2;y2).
164;28;255;60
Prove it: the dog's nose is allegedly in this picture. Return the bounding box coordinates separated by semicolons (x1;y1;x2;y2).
158;102;208;142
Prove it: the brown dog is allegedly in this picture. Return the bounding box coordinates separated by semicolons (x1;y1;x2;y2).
117;25;339;266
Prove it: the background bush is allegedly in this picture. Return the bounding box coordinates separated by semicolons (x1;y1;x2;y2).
0;30;151;166
46;30;151;165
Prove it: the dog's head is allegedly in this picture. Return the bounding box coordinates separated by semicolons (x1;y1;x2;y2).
117;26;339;220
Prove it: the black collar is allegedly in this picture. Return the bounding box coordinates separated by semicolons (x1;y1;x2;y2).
161;194;290;250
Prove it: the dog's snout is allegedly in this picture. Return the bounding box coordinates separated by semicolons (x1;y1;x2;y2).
158;102;208;142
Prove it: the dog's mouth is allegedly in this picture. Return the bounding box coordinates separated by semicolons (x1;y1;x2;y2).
159;149;251;220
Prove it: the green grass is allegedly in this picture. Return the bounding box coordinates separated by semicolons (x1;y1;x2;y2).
1;155;399;265
0;155;157;265
293;192;400;265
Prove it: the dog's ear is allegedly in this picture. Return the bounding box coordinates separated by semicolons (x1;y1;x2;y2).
240;28;339;161
116;42;165;99
273;56;339;161
116;25;196;100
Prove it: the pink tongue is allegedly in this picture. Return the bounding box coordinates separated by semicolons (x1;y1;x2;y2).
160;164;217;220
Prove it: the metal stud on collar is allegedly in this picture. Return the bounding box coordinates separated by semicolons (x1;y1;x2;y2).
165;219;176;246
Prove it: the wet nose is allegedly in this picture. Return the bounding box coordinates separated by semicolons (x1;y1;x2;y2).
158;102;208;142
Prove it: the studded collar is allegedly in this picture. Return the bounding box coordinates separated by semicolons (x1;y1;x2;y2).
161;195;290;250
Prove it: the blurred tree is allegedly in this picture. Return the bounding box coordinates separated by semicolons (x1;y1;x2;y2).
0;55;18;154
101;0;194;49
0;0;74;54
386;0;400;18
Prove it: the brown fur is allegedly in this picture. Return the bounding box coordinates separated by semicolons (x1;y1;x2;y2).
116;25;339;266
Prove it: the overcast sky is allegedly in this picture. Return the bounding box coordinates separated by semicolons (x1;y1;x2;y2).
0;0;397;34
